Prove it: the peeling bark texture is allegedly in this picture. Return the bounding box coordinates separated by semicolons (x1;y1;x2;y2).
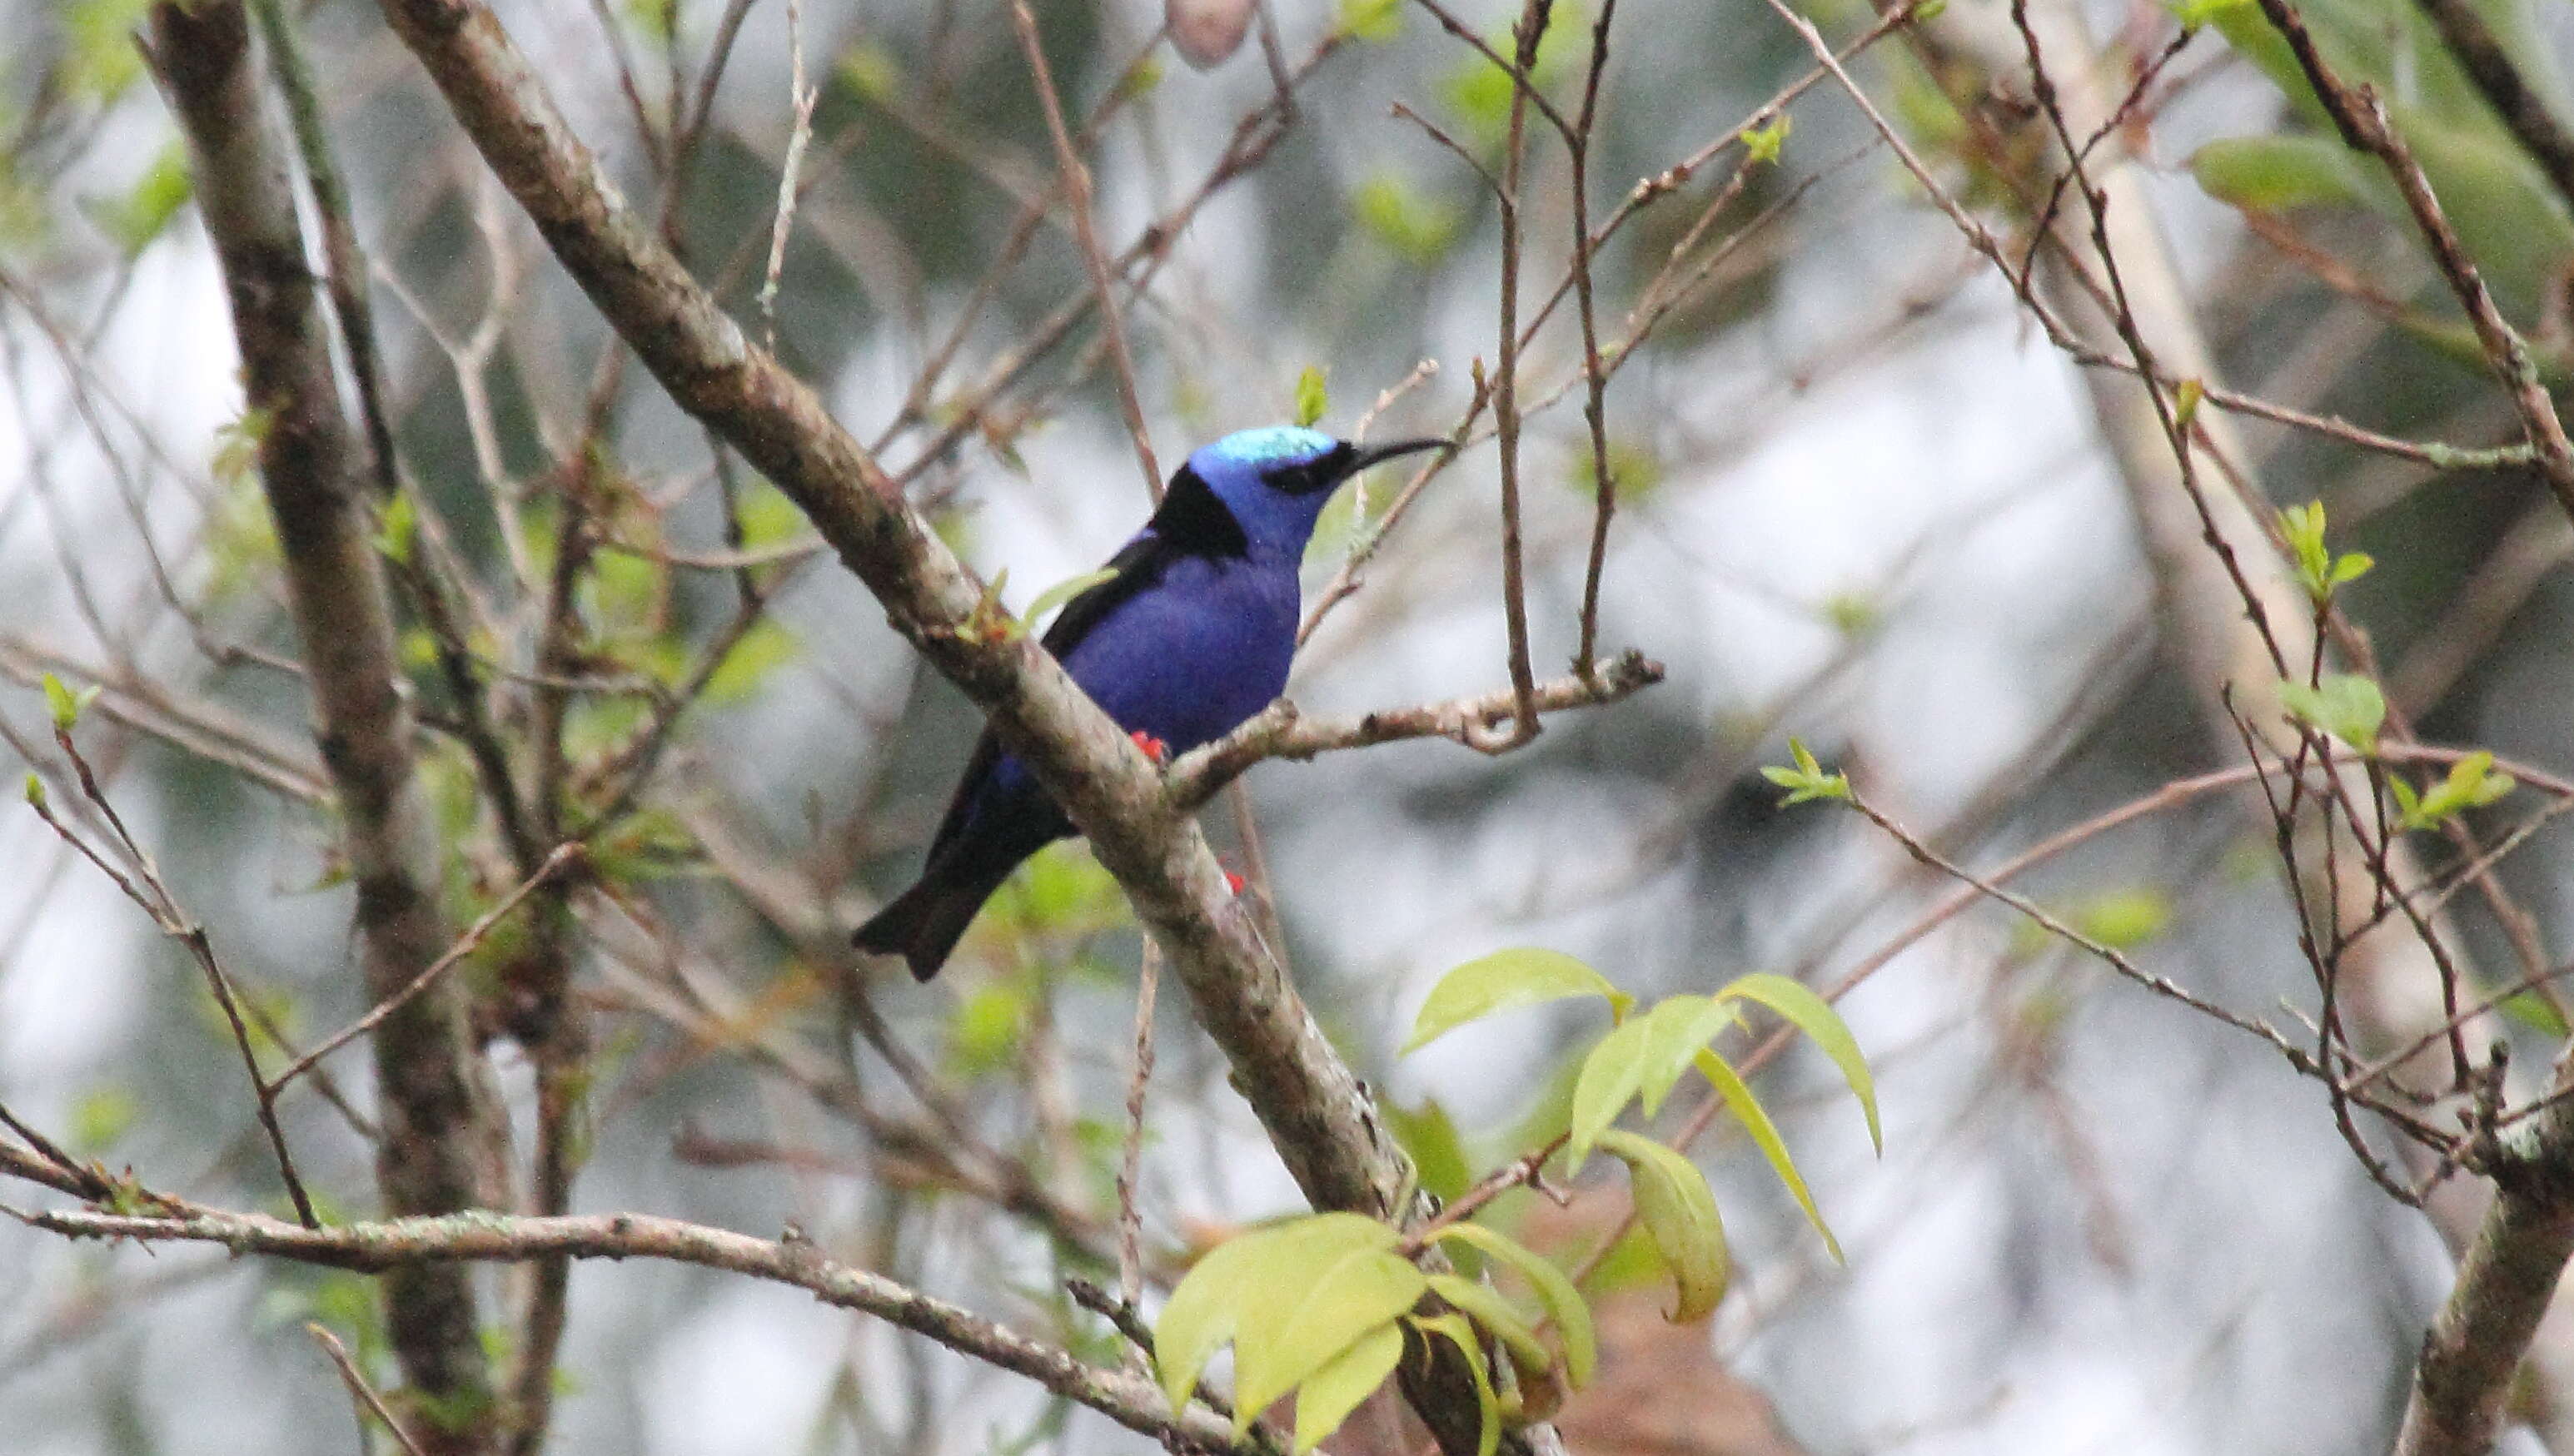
365;2;1542;1451
147;6;500;1450
1919;0;2574;1444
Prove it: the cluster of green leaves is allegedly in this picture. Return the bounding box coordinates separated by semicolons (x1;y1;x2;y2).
2390;750;2517;832
1760;738;1849;806
2270;501;2391;758
2187;0;2574;329
1152;949;1874;1453
1155;1210;1589;1455
2278;500;2373;605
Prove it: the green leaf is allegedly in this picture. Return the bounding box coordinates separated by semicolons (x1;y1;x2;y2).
42;673;101;731
949;983;1029;1079
701;619;799;704
1411;1313;1502;1456
1023;568;1118;630
2173;377;2204;432
70;1086;137;1153
1337;0;1403;42
1427;1274;1549;1371
1154;1213;1396;1415
88;142;192;256
24;773;45;810
1759;737;1850;806
1293;366;1330;429
2397;749;2517;831
1386;1099;1472;1204
1293;1320;1404;1453
375;491;419;566
67;0;154;102
1743;114;1791;166
2071;887;2172;951
1235;1244;1424;1436
2277;673;2385;755
2170;0;2249;27
1354;175;1462;265
1635;995;1739;1120
1717;971;1880;1155
1427;1222;1595;1388
1566;1013;1658;1165
1596;1131;1728;1322
1404;948;1632;1054
2189;134;2375;211
1692;1050;1839;1262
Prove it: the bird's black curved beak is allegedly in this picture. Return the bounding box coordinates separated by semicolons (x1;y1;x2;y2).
1345;437;1450;475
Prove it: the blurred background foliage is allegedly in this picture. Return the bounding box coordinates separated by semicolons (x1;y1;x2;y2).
5;0;2574;1451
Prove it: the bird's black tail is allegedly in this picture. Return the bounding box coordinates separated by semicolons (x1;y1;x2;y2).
853;862;1012;981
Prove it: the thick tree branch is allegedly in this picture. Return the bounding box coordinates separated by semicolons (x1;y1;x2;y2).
2397;1066;2574;1456
145;6;504;1449
5;1199;1262;1456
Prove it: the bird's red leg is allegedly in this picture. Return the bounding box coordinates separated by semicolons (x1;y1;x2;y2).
1129;730;1171;765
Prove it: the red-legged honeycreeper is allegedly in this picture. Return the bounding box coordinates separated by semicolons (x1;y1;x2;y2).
854;426;1446;981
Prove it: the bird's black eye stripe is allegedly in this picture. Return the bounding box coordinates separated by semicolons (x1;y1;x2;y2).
1272;441;1358;495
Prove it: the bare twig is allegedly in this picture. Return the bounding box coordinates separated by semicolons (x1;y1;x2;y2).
308;1323;432;1456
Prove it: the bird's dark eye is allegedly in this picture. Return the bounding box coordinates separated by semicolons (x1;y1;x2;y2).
1268;442;1357;495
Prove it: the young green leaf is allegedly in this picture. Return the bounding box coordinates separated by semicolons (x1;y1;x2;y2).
1635;995;1739;1119
2173;377;2204;431
1743;114;1790;166
1337;0;1403;42
1404;947;1633;1054
2277;673;2385;755
1410;1313;1502;1456
41;673;101;731
1717;971;1880;1154
1760;737;1849;806
1293;1321;1405;1454
1293;366;1330;429
2394;749;2517;831
1596;1131;1729;1322
1428;1222;1596;1387
1386;1098;1472;1203
1023;568;1119;629
375;490;419;566
1692;1050;1840;1261
1567;1014;1659;1165
1234;1245;1426;1436
1155;1213;1394;1414
1426;1274;1550;1372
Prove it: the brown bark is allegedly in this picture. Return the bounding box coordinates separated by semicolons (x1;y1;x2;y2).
146;7;502;1451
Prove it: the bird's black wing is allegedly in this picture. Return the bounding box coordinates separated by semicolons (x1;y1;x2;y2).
918;465;1250;865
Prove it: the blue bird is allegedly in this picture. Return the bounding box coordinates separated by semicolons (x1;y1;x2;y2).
854;425;1446;980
